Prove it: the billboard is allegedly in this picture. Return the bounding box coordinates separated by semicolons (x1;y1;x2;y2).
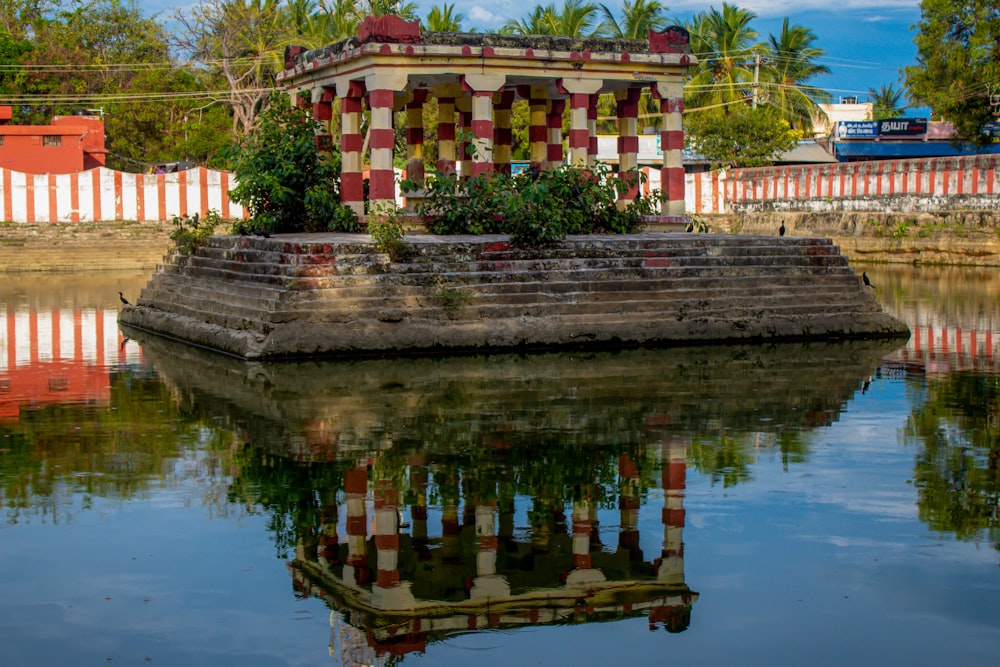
838;121;878;139
878;118;928;136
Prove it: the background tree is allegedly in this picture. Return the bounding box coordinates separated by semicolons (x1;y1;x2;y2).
869;82;905;120
685;106;799;168
423;3;464;32
171;0;285;137
501;0;601;36
597;0;667;39
684;3;762;116
763;18;830;132
905;0;1000;143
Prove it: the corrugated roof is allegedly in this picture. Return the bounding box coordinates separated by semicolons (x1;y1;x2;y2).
835;141;1000;160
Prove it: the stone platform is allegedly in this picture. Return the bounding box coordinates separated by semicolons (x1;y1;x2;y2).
118;232;910;359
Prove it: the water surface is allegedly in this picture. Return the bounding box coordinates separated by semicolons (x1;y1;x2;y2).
1;267;998;666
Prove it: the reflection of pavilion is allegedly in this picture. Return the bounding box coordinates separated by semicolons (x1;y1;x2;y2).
288;438;695;663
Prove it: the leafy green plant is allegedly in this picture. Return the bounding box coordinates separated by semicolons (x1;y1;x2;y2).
225;90;358;234
368;203;407;261
170;210;223;254
401;162;654;247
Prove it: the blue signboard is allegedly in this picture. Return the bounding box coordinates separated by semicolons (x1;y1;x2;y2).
837;121;879;139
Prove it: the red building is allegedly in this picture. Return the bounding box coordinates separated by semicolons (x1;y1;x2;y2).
0;106;107;174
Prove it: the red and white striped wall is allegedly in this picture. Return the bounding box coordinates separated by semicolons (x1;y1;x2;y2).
682;154;1000;215
0;166;245;223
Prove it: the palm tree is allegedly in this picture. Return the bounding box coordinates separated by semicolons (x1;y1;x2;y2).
763;18;832;132
869;83;905;119
424;3;465;32
597;0;668;39
684;2;762;115
502;0;600;36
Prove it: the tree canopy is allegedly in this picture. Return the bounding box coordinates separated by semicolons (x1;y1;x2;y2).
905;0;1000;143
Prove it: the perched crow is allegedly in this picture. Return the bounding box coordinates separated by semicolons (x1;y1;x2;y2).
253;228;271;238
862;272;873;288
118;291;130;305
779;220;786;236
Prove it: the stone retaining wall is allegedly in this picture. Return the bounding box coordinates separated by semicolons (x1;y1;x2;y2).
118;233;909;359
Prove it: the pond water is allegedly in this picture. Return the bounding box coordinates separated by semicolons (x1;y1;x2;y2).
1;265;999;667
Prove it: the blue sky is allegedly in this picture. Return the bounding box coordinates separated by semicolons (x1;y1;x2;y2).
144;1;924;112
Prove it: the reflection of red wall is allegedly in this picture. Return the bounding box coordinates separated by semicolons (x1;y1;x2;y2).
0;360;109;421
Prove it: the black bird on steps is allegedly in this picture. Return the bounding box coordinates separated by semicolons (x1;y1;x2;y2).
118;291;130;305
862;272;873;288
779;219;786;236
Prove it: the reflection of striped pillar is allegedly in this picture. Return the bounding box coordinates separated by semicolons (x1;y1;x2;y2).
319;489;339;569
405;90;427;186
374;479;400;589
493;92;515;175
658;437;687;584
368;88;396;210
475;502;498;576
437;95;457;175
546;99;565;169
442;497;461;563
572;500;594;570
618;454;641;559
344;466;370;587
340;82;366;216
616;88;641;204
408;463;429;544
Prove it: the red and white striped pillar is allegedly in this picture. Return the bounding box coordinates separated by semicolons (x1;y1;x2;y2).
527;85;549;172
367;86;398;211
559;79;602;167
588;94;599;164
455;96;472;178
546;99;566;169
461;74;506;176
405;89;427;187
493;91;516;175
616;88;642;205
338;80;366;216
434;83;461;176
655;79;686;216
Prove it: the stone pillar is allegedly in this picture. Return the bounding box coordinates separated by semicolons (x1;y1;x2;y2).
527;85;549;171
435;85;458;175
655;80;686;216
367;86;397;211
405;89;427;186
461;74;505;176
546;99;566;169
455;96;472;178
588;94;599;164
558;79;603;167
493;91;515;175
343;465;370;587
616;88;642;205
312;87;335;152
338;80;366;216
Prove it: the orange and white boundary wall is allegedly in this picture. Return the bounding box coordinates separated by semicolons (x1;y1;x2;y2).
0;166;244;223
641;154;1000;215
